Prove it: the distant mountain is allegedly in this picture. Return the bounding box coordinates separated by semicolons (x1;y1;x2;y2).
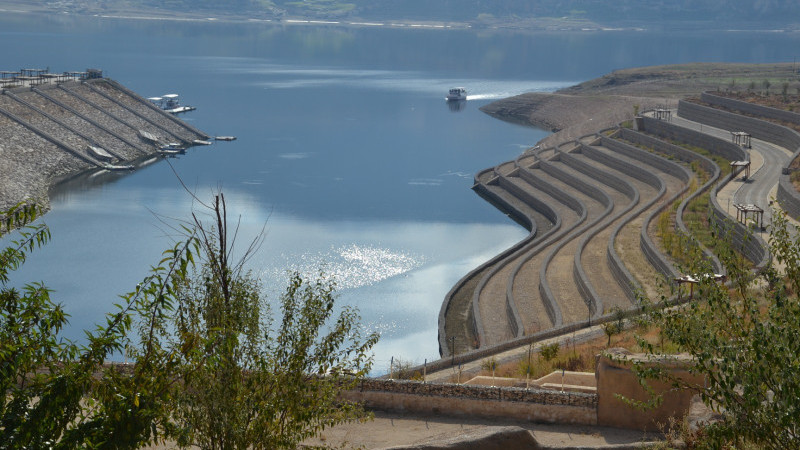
29;0;800;29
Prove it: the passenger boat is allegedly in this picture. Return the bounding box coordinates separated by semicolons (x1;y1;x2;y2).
446;87;467;101
149;94;195;114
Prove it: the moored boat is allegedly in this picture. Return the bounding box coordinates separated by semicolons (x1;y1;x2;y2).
102;163;134;171
159;142;186;154
87;145;115;162
150;94;196;114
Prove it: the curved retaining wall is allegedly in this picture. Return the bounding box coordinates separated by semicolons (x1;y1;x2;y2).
536;158;614;321
439;166;539;356
512;164;587;328
560;150;638;315
494;166;584;340
701;91;800;126
679;98;800;221
574;142;668;307
440;162;573;355
598;135;690;281
631;118;770;270
623;121;726;274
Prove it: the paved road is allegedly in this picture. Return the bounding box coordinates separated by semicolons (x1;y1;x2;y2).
666;114;792;230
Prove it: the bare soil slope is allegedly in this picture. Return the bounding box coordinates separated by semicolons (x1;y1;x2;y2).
482;62;800;149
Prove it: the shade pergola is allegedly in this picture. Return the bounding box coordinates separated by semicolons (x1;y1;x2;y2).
733;203;764;229
730;160;751;179
731;131;751;148
674;273;727;299
653;108;672;120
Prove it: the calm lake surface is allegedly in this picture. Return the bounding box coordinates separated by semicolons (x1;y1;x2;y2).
3;13;800;371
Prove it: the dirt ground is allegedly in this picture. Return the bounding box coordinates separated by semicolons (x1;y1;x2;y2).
482;62;800;151
300;410;663;449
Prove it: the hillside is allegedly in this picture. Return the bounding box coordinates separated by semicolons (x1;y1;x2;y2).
9;0;800;30
481;62;800;149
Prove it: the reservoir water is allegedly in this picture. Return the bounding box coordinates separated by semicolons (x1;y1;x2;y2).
3;13;800;371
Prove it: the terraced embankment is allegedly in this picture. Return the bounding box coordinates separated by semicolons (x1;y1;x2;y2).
439;126;702;357
0;77;209;211
438;92;790;361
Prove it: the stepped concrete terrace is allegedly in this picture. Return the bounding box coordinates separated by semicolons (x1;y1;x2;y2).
440;163;560;355
570;141;667;302
440;129;698;358
508;158;605;332
476;161;583;348
553;151;638;316
533;158;615;326
439;129;699;358
426;91;795;395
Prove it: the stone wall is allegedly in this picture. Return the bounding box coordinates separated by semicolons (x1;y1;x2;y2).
343;378;597;425
357;351;705;432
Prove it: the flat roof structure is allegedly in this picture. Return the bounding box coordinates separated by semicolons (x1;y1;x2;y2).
674;273;726;299
731;131;751;148
733;203;764;229
730;160;751;179
653;108;672;121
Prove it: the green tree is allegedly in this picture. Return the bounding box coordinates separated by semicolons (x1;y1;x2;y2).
0;196;378;449
602;307;626;347
0;202;193;448
632;210;800;447
540;342;560;362
140;193;379;449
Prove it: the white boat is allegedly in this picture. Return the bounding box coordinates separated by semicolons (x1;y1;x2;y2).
160;142;186;153
215;136;237;141
446;87;467;101
87;145;115;162
192;139;213;146
102;163;134;171
150;94;195;114
163;94;195;114
166;105;196;114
